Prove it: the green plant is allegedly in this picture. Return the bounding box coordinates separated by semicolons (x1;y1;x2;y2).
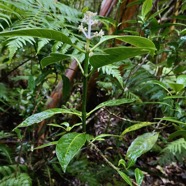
159;138;186;165
0;4;159;184
0;131;32;186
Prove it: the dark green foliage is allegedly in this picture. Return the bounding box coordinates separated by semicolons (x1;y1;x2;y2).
0;173;32;186
0;0;186;185
159;138;186;165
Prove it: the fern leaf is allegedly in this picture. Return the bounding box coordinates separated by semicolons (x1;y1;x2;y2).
0;144;12;164
0;13;11;28
159;138;186;165
100;65;123;88
0;173;32;186
0;165;28;178
123;90;142;103
6;36;35;60
37;38;49;54
56;3;81;23
166;138;186;154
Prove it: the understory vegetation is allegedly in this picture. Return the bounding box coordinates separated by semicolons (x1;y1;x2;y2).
0;0;186;185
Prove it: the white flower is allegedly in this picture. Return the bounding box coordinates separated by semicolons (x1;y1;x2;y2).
78;11;104;40
98;29;104;37
82;11;97;24
78;23;84;32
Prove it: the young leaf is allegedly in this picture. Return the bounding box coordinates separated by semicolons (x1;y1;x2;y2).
91;134;118;143
142;0;152;18
88;98;135;115
14;108;81;129
121;122;156;136
0;28;72;44
117;171;133;186
118;159;126;169
56;132;87;172
126;132;159;162
135;168;144;186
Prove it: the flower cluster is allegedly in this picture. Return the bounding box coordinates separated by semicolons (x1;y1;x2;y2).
78;11;104;40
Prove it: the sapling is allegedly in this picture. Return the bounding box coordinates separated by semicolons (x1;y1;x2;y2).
78;11;104;133
0;9;157;185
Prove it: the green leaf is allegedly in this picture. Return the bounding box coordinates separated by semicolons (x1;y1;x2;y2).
126;132;159;162
135;168;144;186
37;38;49;54
117;171;133;186
142;0;152;18
34;141;57;150
149;80;172;95
118;159;126;169
41;53;84;74
91;134;118;142
168;83;184;92
0;144;12;163
168;130;186;140
14;108;81;129
86;134;94;142
0;28;72;44
176;75;186;85
163;95;186;99
56;132;87;172
180;28;186;35
41;53;69;68
156;117;186;125
88;98;135;115
48;123;66;129
92;35;156;52
127;159;135;169
28;75;35;90
0;173;32;186
90;47;151;69
121;122;156;136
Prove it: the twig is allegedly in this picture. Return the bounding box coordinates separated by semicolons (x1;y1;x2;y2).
90;142;138;186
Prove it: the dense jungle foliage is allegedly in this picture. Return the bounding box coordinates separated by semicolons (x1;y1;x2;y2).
0;0;186;185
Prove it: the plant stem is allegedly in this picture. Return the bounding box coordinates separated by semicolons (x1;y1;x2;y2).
90;142;119;171
82;44;90;132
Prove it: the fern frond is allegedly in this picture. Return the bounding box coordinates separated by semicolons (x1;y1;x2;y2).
56;3;81;23
0;13;11;30
99;65;123;88
0;0;82;60
6;36;35;60
37;38;49;54
0;2;21;19
0;173;32;186
123;90;142;103
0;165;28;178
0;144;13;164
165;138;186;154
158;138;186;165
0;0;81;30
